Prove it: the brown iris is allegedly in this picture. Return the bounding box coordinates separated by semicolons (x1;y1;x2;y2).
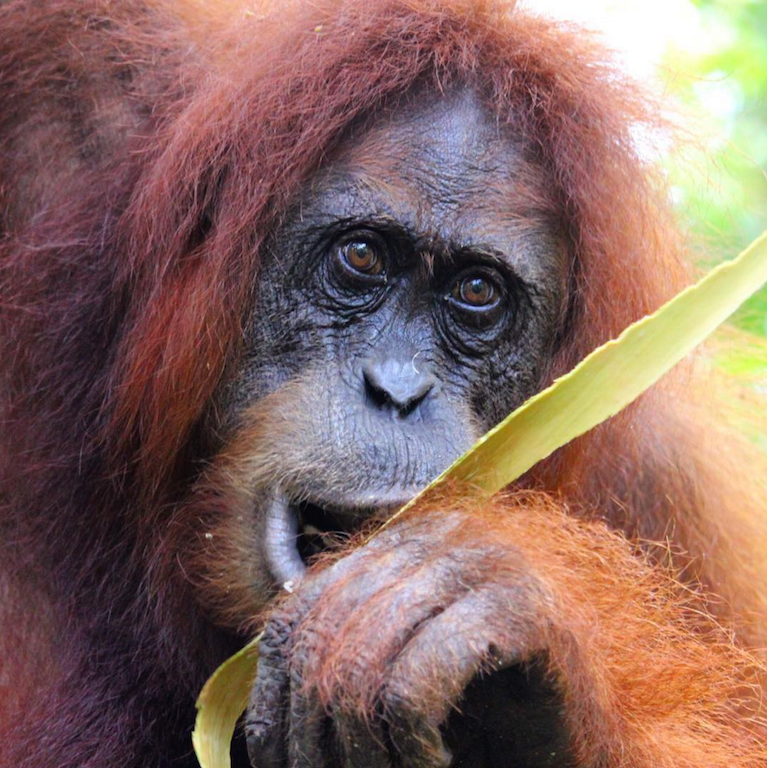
340;239;382;275
453;275;496;307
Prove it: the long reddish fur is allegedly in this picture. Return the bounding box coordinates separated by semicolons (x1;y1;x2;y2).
1;0;767;766
299;491;767;767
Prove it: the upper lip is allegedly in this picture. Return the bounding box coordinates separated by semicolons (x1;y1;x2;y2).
264;488;418;586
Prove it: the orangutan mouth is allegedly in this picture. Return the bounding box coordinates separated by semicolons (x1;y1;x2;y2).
264;490;412;588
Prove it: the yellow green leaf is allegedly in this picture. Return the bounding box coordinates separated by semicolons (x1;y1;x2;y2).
192;635;261;768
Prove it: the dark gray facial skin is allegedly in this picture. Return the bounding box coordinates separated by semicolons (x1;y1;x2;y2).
223;86;567;581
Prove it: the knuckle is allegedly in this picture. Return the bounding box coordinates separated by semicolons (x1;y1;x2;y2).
259;614;294;654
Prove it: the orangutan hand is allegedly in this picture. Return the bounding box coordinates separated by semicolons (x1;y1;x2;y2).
245;509;573;768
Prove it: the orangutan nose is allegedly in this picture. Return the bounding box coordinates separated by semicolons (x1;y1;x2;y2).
362;352;436;416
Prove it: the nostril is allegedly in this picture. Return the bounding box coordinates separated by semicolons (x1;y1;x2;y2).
363;369;394;409
361;356;435;416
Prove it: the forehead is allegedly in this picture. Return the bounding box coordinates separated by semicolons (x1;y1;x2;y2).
289;87;563;284
337;88;532;211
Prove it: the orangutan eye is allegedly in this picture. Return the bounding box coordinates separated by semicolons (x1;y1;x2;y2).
450;273;501;310
337;237;384;276
452;275;495;307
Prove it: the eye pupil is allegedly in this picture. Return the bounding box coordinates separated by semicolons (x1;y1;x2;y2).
342;240;381;274
459;276;494;306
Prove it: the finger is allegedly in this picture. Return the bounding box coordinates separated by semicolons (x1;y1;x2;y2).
383;589;538;768
298;554;468;711
246;613;293;768
382;688;453;768
250;530;428;766
289;693;391;768
287;540;468;767
289;525;456;688
248;579;335;767
250;514;470;767
287;661;330;768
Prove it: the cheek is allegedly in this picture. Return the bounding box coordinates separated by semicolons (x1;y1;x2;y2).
219;293;324;423
469;360;537;430
467;305;562;429
178;460;277;631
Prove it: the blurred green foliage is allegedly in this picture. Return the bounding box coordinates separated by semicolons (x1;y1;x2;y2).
662;0;767;336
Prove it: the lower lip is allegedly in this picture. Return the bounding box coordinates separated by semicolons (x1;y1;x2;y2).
264;491;306;586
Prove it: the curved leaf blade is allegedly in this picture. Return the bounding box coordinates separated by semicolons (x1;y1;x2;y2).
192;636;261;768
